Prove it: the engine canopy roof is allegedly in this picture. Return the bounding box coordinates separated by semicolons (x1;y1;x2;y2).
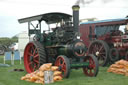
18;12;72;24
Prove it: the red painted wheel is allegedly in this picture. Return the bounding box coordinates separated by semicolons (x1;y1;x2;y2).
83;54;99;77
88;40;109;66
55;55;70;78
24;41;46;73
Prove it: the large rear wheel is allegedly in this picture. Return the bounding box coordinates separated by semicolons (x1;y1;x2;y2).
24;41;46;73
88;40;109;66
55;55;70;78
83;54;99;77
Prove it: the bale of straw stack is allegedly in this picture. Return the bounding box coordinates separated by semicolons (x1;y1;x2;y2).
21;63;62;85
107;60;128;76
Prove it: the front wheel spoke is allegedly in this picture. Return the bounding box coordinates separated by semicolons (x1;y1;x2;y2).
58;58;61;65
61;60;65;66
90;64;95;68
89;58;93;64
89;69;93;75
62;65;66;72
62;69;66;72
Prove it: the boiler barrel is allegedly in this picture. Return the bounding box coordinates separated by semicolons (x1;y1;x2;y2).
57;40;87;58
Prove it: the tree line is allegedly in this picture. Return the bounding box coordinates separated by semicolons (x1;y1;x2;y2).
0;37;18;47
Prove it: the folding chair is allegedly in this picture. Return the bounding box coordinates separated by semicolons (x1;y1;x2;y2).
4;52;13;65
13;51;21;64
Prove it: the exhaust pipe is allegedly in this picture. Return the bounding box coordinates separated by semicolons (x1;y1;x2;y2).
72;5;80;37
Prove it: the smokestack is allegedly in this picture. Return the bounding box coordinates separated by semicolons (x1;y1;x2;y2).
72;5;80;36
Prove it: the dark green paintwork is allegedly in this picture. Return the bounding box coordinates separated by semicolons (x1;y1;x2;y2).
71;62;89;68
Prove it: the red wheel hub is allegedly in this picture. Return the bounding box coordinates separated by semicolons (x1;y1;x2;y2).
24;43;39;73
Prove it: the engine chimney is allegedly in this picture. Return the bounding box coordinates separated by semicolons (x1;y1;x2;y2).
72;5;80;37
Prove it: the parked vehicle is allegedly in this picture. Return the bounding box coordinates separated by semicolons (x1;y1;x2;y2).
18;5;99;78
80;17;128;66
9;42;18;51
0;45;7;55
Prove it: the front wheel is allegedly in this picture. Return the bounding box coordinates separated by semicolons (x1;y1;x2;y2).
83;54;99;77
55;55;70;78
109;48;119;62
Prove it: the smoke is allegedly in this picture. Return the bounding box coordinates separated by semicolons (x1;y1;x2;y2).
102;0;114;3
75;0;94;5
75;0;114;5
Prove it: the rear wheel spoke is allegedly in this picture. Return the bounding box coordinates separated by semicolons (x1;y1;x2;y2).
28;52;33;56
34;54;39;58
33;48;37;56
88;40;109;66
33;64;36;71
34;59;39;64
99;45;103;52
28;62;33;66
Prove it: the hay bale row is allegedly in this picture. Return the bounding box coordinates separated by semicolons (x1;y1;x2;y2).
107;60;128;76
21;63;62;84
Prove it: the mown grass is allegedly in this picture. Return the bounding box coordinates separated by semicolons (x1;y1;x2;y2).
0;55;128;85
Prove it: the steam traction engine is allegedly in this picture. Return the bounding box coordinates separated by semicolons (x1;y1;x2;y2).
80;18;128;66
18;5;99;78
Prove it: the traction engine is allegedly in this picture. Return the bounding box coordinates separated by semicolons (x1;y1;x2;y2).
18;5;99;78
87;22;128;66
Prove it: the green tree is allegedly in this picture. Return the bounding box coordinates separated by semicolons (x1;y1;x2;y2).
0;37;18;47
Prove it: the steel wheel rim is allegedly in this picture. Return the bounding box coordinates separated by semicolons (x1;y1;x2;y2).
24;43;39;73
83;56;96;76
89;42;106;66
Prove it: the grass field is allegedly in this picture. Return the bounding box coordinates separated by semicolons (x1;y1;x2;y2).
0;55;128;85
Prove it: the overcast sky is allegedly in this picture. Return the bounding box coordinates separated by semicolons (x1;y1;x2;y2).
0;0;128;37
